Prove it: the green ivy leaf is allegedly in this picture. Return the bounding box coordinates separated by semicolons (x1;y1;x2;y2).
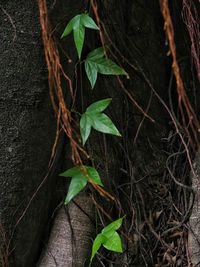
61;14;99;58
80;113;92;145
86;98;112;113
85;47;127;88
90;234;105;263
84;61;98;89
90;113;121;137
90;218;124;264
64;174;87;205
97;58;126;75
86;166;104;186
80;99;121;145
60;165;103;204
103;231;123;252
80;14;99;30
86;47;105;61
61;16;76;37
102;217;123;235
60;166;81;177
73;23;85;59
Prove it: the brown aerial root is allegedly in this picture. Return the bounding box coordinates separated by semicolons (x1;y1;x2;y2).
160;0;200;146
182;0;200;82
38;0;84;165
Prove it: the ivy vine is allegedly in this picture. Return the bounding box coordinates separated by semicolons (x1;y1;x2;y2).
61;12;126;264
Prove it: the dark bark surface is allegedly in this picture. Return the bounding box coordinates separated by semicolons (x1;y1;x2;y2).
0;1;58;266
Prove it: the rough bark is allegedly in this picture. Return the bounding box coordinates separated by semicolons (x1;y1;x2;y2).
0;1;58;266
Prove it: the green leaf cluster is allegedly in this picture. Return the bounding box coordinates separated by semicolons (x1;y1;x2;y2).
90;218;123;264
85;47;127;88
61;13;125;264
60;166;103;205
80;98;121;145
61;13;99;58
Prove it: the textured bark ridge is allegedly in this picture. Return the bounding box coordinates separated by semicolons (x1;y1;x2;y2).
38;193;94;267
0;1;57;266
189;152;200;266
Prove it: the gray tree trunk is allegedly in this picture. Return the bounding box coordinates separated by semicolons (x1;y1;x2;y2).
38;193;94;267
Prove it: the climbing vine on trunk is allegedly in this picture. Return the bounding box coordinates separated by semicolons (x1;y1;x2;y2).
37;0;200;266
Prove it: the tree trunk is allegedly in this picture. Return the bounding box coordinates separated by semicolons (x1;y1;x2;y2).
38;193;94;267
0;1;58;266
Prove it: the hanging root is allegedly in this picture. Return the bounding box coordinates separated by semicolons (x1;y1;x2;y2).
182;0;200;82
38;0;86;165
160;0;200;147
